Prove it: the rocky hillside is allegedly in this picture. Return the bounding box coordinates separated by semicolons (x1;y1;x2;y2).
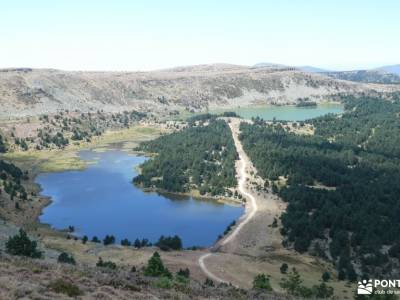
0;221;294;300
1;64;397;118
0;252;293;300
323;69;400;84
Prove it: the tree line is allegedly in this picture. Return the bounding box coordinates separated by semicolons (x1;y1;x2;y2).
239;92;400;279
0;160;29;203
134;118;237;196
2;109;147;152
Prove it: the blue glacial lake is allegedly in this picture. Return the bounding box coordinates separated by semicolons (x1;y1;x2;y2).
37;150;244;247
212;103;344;121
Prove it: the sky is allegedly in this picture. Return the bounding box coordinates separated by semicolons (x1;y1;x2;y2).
0;0;399;71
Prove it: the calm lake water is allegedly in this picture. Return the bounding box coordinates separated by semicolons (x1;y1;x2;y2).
37;150;243;247
213;103;344;121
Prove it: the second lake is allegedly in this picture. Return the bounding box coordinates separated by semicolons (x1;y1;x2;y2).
212;103;344;121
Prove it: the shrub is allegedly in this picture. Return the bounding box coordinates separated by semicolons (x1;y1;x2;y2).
280;268;334;298
312;282;334;298
253;274;272;291
322;271;331;282
280;263;288;274
176;268;190;278
49;279;82;297
204;278;215;287
57;252;76;265
0;135;7;153
153;276;172;289
96;257;117;270
174;274;190;288
175;269;191;288
280;268;303;296
223;221;236;235
6;229;42;258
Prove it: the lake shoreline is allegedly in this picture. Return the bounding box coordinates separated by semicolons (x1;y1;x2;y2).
35;146;244;247
139;186;244;207
209;101;344;121
0;125;163;235
1;103;344;245
209;100;342;109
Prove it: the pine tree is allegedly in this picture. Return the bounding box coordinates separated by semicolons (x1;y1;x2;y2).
58;252;76;264
144;252;171;278
134;238;141;248
253;274;272;291
322;271;331;282
280;268;303;296
121;238;131;246
280;263;288;274
82;235;88;244
6;229;42;258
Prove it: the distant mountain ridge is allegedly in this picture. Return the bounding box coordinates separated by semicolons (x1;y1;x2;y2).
253;62;400;76
252;62;289;69
253;62;400;84
297;66;331;73
252;63;331;73
376;64;400;76
322;70;400;84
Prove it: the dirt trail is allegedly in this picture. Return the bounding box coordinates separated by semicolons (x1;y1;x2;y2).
220;121;258;245
198;253;228;283
198;118;259;283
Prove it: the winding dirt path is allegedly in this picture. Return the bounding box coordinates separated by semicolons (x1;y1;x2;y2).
198;253;228;283
198;119;259;283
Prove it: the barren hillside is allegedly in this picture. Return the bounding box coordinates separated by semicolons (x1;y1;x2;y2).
0;64;398;118
322;69;400;84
